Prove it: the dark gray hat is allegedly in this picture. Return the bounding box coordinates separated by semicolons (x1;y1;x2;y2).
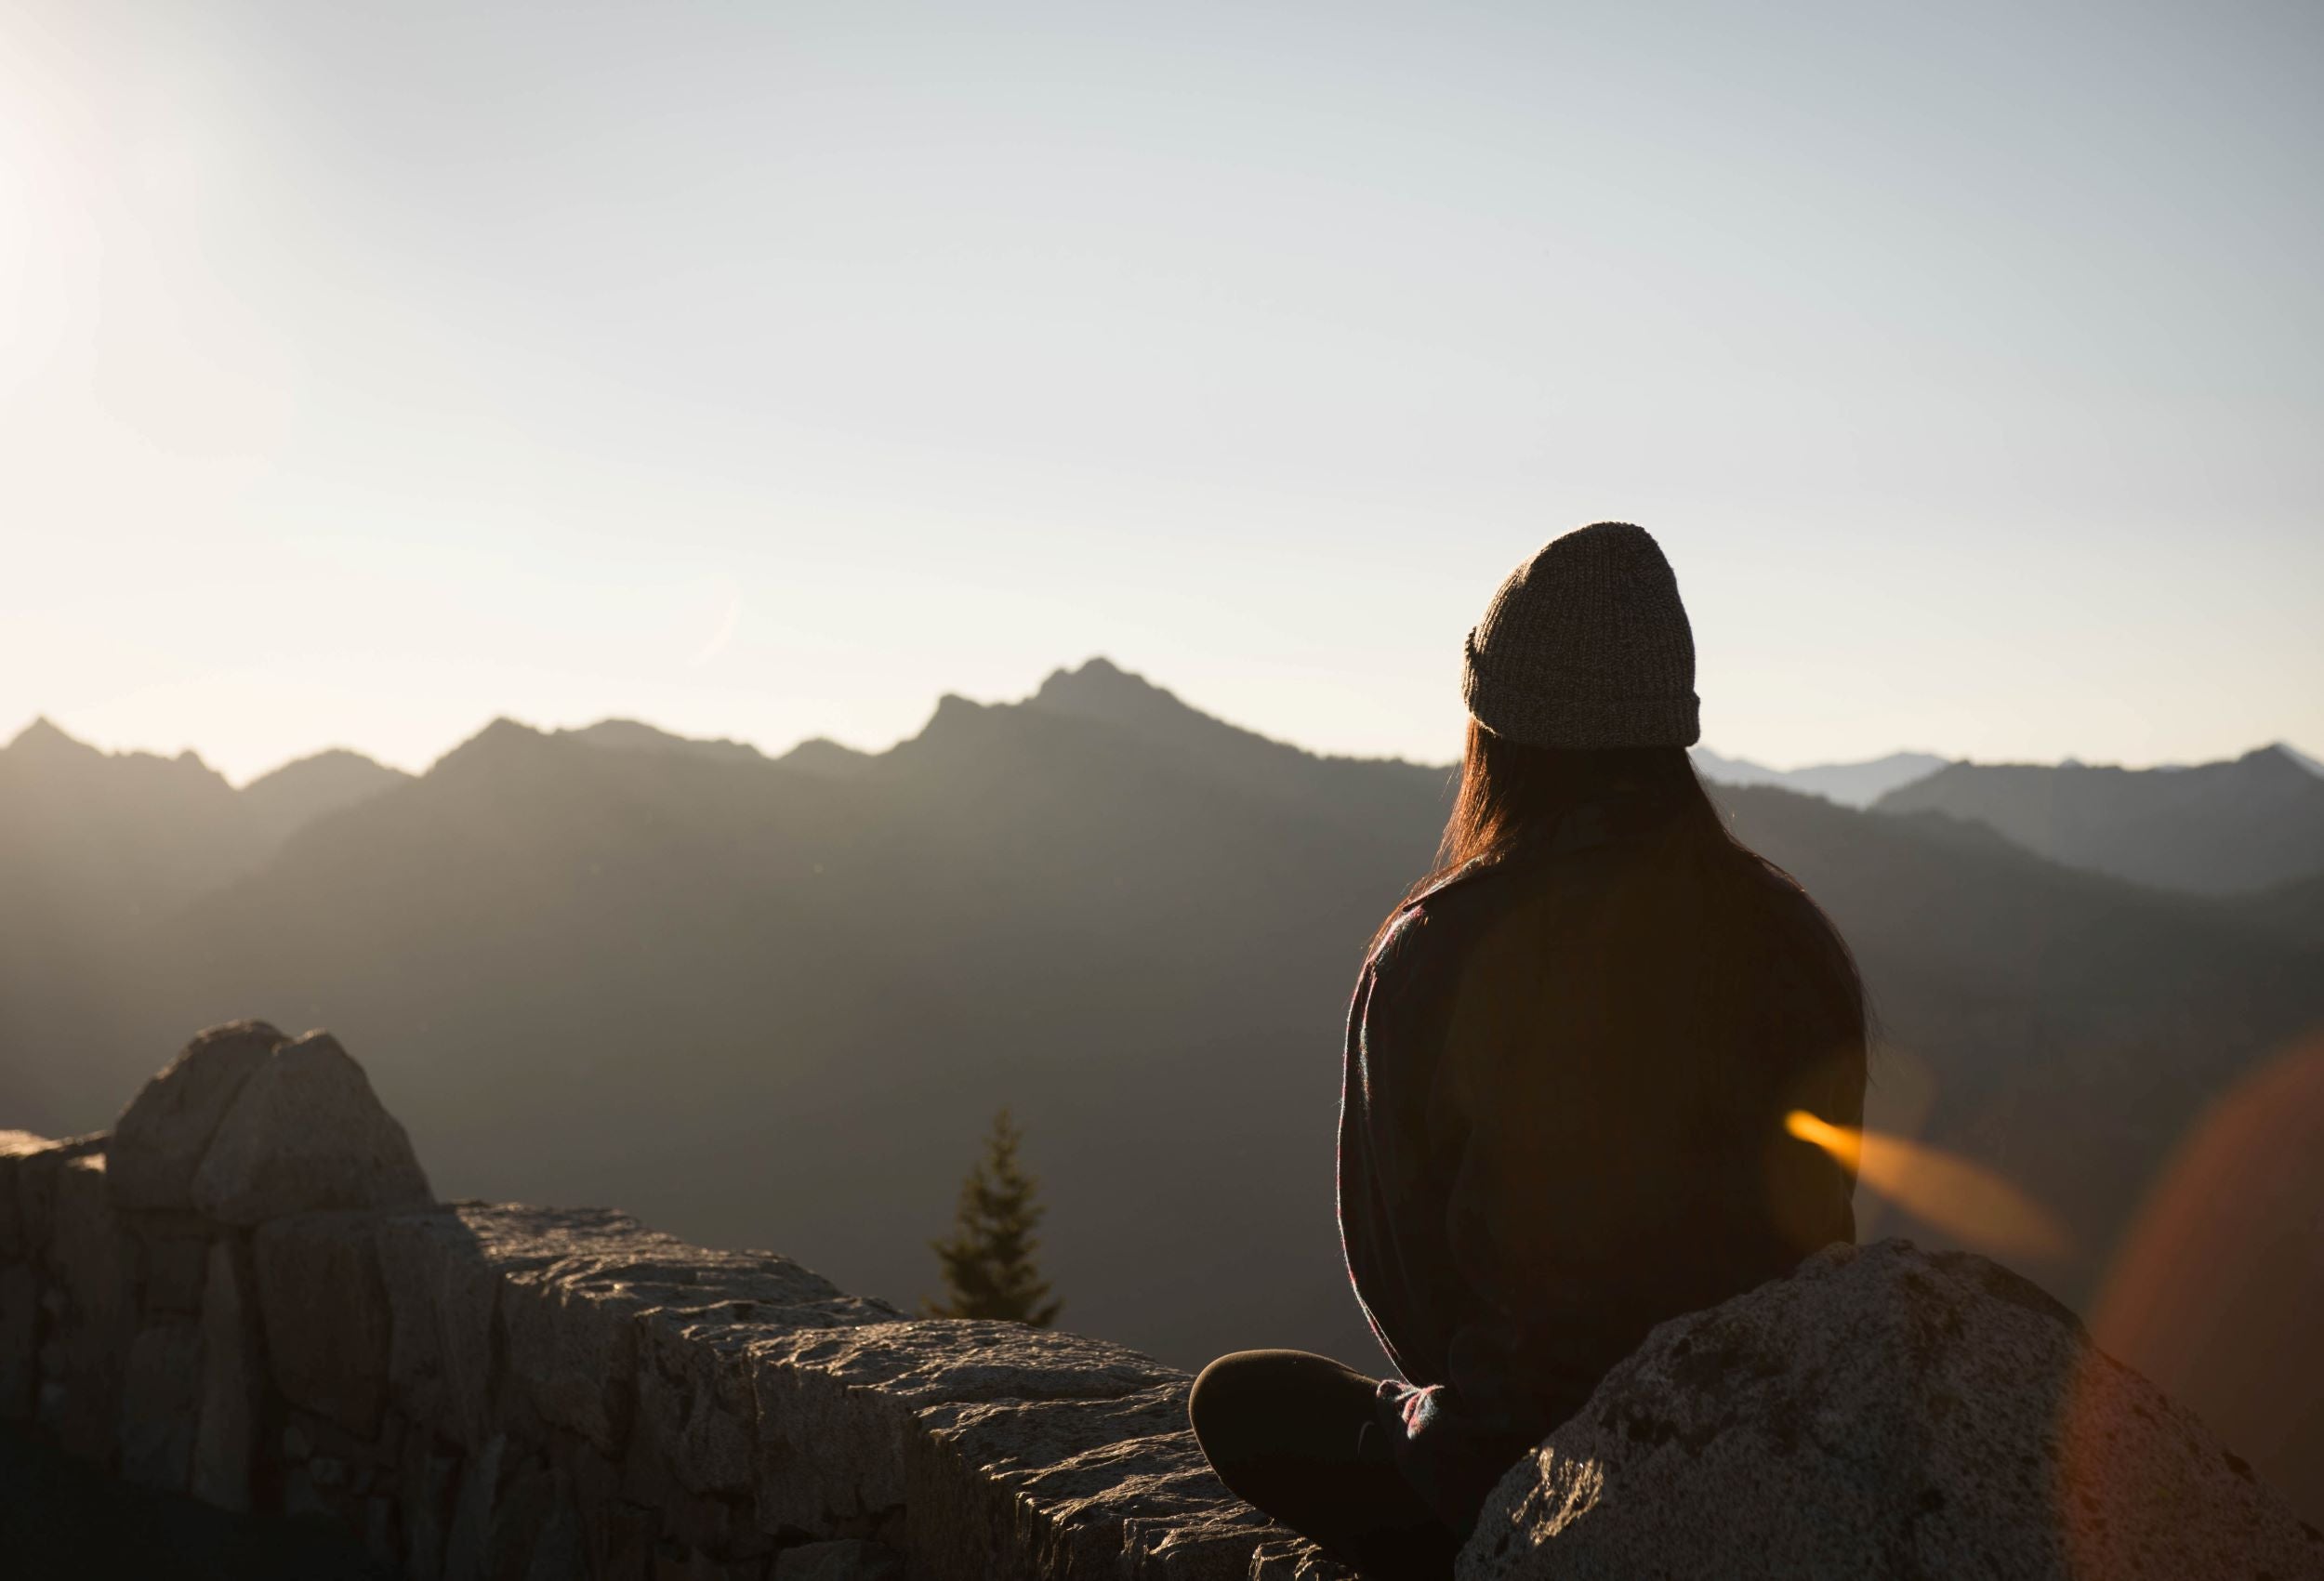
1461;521;1700;748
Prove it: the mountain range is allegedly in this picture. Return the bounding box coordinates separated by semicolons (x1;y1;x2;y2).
7;663;2322;1516
1875;746;2324;896
1688;746;1950;808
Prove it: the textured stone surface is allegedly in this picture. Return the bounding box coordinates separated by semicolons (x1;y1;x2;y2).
1461;1239;2324;1580
908;1384;1293;1581
108;1020;284;1212
1247;1538;1361;1579
750;1318;1182;1536
254;1210;393;1436
139;1225;213;1315
47;1153;128;1462
191;1239;258;1511
119;1320;205;1491
51;1153;127;1328
0;1128;49;1258
191;1030;434;1224
0;1260;37;1419
5;1131;103;1266
378;1205;511;1448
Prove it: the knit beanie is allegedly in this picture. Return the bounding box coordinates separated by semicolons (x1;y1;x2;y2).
1461;521;1700;748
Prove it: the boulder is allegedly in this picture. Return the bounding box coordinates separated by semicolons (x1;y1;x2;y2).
5;1131;105;1266
139;1228;212;1315
190;1031;433;1225
51;1153;127;1327
1460;1240;2324;1580
253;1211;393;1436
109;1021;284;1212
0;1128;52;1258
191;1240;259;1511
0;1262;37;1418
46;1154;128;1463
377;1205;509;1448
119;1321;205;1491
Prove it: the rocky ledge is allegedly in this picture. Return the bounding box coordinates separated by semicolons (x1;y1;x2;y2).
4;1022;2317;1580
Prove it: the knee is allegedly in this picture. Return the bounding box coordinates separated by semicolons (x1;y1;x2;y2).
1188;1349;1274;1443
1188;1350;1248;1433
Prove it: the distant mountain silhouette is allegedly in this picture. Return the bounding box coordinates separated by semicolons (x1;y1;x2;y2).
1876;746;2324;895
4;672;2319;1432
1691;746;1948;808
567;718;770;764
0;720;400;1123
774;737;875;778
240;749;414;840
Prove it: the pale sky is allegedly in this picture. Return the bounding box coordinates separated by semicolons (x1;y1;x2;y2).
5;0;2318;784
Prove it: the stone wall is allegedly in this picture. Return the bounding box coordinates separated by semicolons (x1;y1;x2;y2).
10;1021;2319;1580
2;1022;1348;1580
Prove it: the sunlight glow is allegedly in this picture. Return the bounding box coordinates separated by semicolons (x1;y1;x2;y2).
1787;1109;2070;1261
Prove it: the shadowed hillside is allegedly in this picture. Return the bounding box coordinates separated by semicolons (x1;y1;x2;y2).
1876;746;2324;895
5;664;2321;1388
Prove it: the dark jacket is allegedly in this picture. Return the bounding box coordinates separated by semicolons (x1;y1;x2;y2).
1336;803;1866;1535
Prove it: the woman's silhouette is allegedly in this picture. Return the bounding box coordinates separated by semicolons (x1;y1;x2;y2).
1188;522;1868;1578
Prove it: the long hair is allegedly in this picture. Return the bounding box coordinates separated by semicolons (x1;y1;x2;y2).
1375;720;1868;1061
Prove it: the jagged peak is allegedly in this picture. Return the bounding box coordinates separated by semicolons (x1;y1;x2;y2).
775;736;874;778
427;717;553;774
2274;741;2324;779
565;718;765;763
7;715;99;757
1031;656;1184;715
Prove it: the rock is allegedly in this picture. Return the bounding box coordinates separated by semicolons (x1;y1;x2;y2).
191;1240;258;1511
4;1132;104;1266
1460;1240;2324;1580
119;1321;205;1491
139;1228;212;1315
1247;1538;1360;1579
0;1262;37;1419
191;1030;433;1225
108;1021;284;1212
773;1538;909;1580
401;1429;463;1579
443;1430;508;1581
375;1201;892;1459
0;1128;51;1258
907;1384;1286;1580
253;1211;393;1436
47;1154;127;1462
51;1154;128;1326
749;1318;1182;1537
379;1206;508;1447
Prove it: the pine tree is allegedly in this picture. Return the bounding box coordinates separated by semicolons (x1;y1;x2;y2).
923;1107;1062;1326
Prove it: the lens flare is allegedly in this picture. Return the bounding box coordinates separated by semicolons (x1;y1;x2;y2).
1786;1109;2070;1261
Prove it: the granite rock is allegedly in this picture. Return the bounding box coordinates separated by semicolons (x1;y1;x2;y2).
0;1261;38;1419
0;1128;51;1258
1460;1239;2324;1580
191;1240;259;1511
254;1211;394;1436
108;1021;284;1212
750;1319;1182;1536
119;1320;205;1491
191;1031;433;1225
908;1384;1287;1581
